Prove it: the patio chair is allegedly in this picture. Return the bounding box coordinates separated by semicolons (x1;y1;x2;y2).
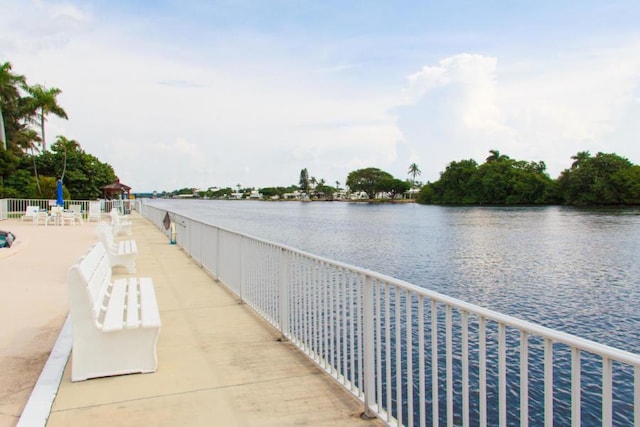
69;204;84;224
88;201;102;222
34;211;49;226
21;206;39;222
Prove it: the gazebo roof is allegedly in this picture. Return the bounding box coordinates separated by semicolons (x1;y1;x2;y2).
103;178;131;192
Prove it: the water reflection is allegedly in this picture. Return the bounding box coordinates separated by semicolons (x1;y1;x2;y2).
153;200;640;353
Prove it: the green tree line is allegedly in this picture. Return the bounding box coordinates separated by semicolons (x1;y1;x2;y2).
417;150;640;206
0;62;116;199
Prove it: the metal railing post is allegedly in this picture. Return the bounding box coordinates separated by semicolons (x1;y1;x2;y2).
238;235;244;303
363;275;376;418
279;248;290;341
214;227;220;279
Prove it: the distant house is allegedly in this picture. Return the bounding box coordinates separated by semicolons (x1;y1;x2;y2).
405;188;421;199
283;190;306;200
349;191;369;200
230;192;244;199
249;190;263;199
334;190;348;200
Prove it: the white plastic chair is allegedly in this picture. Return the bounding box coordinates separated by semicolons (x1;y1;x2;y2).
21;206;39;222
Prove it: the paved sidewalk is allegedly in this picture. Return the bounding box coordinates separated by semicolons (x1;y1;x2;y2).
7;213;383;426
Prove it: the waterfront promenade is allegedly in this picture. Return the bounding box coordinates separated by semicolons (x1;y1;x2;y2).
1;213;382;426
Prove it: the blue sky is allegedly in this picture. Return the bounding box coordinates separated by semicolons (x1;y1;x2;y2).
2;1;639;192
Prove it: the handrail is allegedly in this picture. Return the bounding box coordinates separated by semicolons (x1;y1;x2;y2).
141;201;640;426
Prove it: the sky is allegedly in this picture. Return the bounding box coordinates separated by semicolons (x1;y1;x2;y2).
1;0;640;193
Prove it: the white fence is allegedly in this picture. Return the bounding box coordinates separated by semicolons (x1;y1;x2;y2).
142;202;640;427
0;198;135;220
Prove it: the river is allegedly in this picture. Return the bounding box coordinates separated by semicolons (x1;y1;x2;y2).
148;199;640;354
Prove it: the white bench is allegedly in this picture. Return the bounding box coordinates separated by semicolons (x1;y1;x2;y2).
96;221;138;273
67;241;161;382
109;208;132;237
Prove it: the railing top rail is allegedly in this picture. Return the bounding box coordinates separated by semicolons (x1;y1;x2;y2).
148;202;640;367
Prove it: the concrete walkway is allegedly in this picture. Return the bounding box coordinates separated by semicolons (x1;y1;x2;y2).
2;213;384;427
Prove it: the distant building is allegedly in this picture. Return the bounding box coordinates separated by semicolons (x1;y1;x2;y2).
349;191;368;200
283;190;310;200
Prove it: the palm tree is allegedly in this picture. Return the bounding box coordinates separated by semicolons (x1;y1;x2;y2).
25;84;68;152
571;151;591;169
53;135;80;182
0;62;26;151
20;128;44;196
485;149;511;163
408;163;421;186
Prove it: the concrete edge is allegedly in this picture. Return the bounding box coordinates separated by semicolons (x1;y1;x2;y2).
17;315;72;427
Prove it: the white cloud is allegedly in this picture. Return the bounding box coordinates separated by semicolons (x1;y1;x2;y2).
5;14;402;191
4;1;640;191
395;44;640;181
0;0;91;53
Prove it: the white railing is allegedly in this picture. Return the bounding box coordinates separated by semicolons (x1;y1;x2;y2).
0;198;137;220
141;202;640;427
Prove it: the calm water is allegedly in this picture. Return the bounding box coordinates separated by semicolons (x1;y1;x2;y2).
149;199;640;354
148;199;640;424
153;200;640;426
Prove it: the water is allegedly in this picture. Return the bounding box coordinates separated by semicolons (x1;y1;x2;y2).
147;199;640;424
149;200;640;353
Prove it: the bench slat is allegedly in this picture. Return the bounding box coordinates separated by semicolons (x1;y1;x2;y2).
103;282;126;332
139;278;161;328
126;278;140;329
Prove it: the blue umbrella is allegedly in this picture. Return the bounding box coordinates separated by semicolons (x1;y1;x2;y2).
56;179;64;206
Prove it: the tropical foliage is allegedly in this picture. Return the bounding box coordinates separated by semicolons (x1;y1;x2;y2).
0;61;116;199
417;150;640;206
556;151;640;205
346;167;394;199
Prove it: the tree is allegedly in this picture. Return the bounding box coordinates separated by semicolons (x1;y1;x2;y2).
346;167;394;199
432;159;479;203
418;151;553;205
408;163;421;186
559;152;636;205
309;176;317;195
52;135;80;182
486;149;509;163
376;177;410;201
24;84;68;152
299;168;309;194
0;62;29;192
0;62;26;151
570;151;591;169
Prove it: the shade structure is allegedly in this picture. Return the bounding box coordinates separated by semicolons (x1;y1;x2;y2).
57;179;64;206
102;178;131;200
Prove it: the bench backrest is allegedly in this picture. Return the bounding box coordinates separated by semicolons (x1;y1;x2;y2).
96;222;116;250
68;242;113;323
